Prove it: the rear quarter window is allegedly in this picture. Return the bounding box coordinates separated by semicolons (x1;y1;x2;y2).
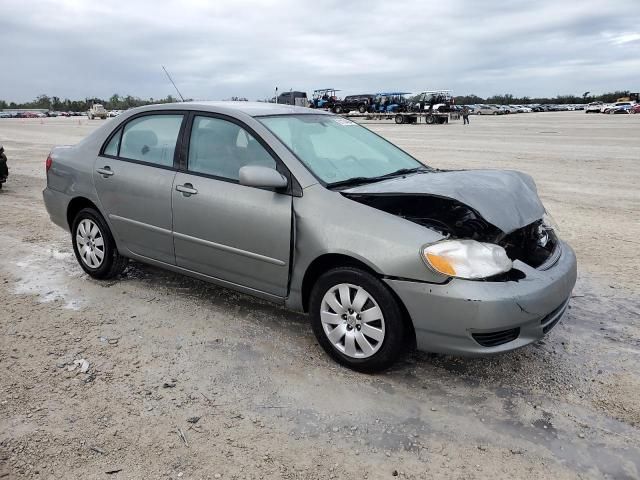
103;128;121;156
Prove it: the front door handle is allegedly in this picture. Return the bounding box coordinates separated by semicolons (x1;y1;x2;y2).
96;166;114;177
176;183;198;196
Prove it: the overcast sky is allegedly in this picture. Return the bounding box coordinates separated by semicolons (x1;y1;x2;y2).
1;0;639;102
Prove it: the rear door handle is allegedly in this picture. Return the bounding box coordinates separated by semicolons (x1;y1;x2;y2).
96;166;114;177
176;183;198;196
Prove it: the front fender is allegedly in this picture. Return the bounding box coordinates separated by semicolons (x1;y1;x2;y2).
286;184;446;311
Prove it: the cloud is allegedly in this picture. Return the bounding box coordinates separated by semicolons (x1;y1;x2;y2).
0;0;638;102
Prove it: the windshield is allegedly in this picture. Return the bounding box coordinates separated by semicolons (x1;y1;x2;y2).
258;114;423;185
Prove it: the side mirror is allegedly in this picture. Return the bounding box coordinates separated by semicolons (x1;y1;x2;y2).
239;165;288;189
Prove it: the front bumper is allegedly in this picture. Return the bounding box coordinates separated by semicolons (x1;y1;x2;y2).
385;241;577;355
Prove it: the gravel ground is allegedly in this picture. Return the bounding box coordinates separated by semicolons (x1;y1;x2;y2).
0;112;639;479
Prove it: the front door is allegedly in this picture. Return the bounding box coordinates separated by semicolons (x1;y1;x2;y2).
172;114;292;297
93;113;185;264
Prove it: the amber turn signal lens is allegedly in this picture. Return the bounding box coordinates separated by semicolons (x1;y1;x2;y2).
426;253;456;276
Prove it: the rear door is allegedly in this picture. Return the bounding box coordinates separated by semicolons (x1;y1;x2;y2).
172;114;292;297
93;112;185;264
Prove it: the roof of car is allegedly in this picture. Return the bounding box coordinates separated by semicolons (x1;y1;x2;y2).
188;101;326;116
133;101;328;118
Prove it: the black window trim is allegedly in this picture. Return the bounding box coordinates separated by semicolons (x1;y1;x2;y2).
99;110;189;172
180;110;302;197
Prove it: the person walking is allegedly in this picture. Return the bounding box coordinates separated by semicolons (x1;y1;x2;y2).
462;106;470;125
0;144;9;189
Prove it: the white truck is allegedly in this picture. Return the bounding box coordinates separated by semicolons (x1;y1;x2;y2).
87;104;108;120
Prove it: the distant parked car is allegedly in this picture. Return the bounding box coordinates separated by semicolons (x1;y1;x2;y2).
502;105;519;114
605;102;633;114
494;105;512;114
585;102;603;113
476;104;502;115
630;104;640;114
335;94;375;114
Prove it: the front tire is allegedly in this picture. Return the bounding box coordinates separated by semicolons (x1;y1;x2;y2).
310;267;406;372
71;207;128;279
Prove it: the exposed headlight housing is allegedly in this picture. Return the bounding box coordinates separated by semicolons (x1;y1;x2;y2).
542;210;559;232
422;240;513;279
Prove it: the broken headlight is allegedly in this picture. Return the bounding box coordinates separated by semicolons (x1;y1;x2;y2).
542;210;559;232
422;240;513;279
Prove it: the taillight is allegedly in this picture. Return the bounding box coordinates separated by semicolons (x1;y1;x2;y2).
46;154;52;172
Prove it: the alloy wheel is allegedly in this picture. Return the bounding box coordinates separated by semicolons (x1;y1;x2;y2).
75;218;105;268
320;283;385;359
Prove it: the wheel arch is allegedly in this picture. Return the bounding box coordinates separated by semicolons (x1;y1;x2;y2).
66;196;102;230
300;253;416;348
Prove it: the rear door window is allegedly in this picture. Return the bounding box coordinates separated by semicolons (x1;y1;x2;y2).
119;114;183;167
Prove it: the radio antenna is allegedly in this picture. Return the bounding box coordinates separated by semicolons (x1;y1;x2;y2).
161;65;185;102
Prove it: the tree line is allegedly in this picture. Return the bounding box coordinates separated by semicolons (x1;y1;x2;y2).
1;90;636;111
0;94;185;111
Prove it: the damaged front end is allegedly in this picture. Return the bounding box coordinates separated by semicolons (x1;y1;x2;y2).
343;193;559;275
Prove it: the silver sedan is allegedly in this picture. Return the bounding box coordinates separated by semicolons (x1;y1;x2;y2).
43;102;577;371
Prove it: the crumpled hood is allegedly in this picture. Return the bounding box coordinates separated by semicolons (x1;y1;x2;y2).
341;169;545;234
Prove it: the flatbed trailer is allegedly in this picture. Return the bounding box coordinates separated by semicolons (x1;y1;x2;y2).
342;111;460;124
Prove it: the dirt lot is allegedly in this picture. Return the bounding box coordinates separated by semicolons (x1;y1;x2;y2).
1;112;639;479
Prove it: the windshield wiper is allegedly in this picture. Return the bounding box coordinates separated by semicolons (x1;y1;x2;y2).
326;166;430;189
375;166;430;179
326;176;378;189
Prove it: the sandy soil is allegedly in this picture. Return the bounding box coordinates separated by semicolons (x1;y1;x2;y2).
0;112;639;479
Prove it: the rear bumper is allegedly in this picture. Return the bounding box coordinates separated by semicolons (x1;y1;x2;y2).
385;241;577;355
43;187;71;232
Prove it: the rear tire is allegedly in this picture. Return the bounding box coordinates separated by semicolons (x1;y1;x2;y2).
333;105;343;114
71;207;128;279
394;114;404;124
358;104;367;114
310;267;406;372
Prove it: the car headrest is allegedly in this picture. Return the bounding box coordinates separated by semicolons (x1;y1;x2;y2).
124;130;158;150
